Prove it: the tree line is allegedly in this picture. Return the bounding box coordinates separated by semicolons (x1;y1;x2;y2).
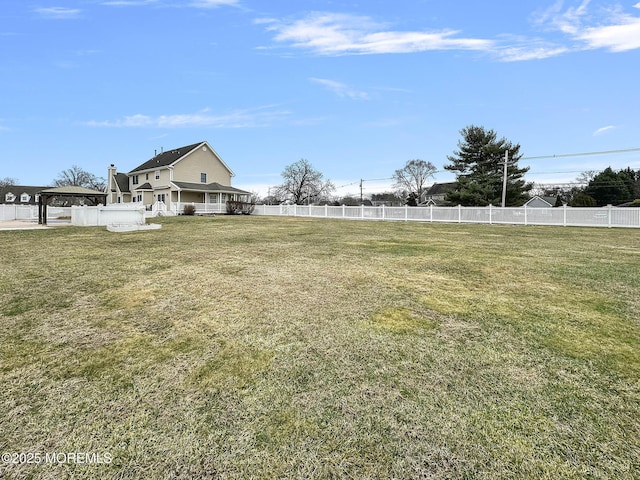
268;125;639;207
3;130;637;207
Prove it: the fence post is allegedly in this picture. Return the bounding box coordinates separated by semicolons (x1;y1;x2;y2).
342;204;345;218
293;204;297;217
608;204;612;228
524;205;528;226
563;204;567;227
489;204;493;225
430;204;433;223
458;205;461;223
405;204;408;221
325;204;328;218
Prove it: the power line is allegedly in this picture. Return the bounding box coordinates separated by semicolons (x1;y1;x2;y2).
335;177;394;189
523;147;640;161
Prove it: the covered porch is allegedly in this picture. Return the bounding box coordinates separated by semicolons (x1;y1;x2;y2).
171;181;251;214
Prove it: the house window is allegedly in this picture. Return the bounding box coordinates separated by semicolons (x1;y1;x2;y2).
20;193;30;203
200;173;207;183
155;170;160;180
158;194;166;202
146;173;149;180
132;175;139;185
5;193;15;203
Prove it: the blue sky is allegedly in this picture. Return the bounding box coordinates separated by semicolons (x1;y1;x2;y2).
2;0;640;198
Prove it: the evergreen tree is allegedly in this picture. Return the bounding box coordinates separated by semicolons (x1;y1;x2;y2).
445;125;532;206
568;190;597;207
585;167;635;206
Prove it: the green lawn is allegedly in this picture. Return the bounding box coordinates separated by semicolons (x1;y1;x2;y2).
1;216;639;479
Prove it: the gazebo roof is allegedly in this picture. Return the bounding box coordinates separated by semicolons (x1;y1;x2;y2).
40;186;106;196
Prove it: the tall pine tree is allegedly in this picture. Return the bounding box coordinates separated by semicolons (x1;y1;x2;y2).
445;125;532;206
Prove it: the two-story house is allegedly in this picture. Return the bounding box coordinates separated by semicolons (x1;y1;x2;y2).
107;141;251;212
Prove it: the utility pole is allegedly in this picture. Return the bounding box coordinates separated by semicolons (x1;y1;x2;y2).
501;150;509;208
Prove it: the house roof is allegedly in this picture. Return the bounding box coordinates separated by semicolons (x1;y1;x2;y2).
129;142;203;173
524;195;556;207
135;183;153;190
172;181;250;195
426;182;457;195
114;173;130;193
0;185;51;204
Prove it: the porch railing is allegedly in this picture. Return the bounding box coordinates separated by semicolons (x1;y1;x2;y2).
174;202;227;215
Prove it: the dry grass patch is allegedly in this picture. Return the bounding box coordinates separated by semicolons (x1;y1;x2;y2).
1;217;639;479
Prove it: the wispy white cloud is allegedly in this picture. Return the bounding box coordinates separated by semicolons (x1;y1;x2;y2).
34;7;82;19
536;1;640;52
593;125;617;136
534;0;592;35
101;0;239;7
259;12;494;56
189;0;239;7
260;5;640;62
309;78;369;100
577;16;640;51
86;106;290;128
494;36;569;61
101;0;159;6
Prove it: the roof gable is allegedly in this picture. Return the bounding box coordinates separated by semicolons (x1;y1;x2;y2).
524;195;554;207
128;141;235;177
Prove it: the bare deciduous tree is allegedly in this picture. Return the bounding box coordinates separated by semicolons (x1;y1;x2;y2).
274;159;334;205
54;165;106;191
392;159;437;204
0;177;17;187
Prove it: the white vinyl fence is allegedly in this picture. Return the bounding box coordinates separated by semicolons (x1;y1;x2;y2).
254;204;640;228
71;205;145;226
0;205;71;222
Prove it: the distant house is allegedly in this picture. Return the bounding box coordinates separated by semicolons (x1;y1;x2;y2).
106;141;251;211
0;185;51;205
524;196;558;208
421;182;457;206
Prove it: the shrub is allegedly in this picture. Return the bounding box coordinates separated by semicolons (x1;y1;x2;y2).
226;201;255;215
183;204;196;216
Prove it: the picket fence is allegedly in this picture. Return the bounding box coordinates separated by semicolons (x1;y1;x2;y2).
253;204;640;229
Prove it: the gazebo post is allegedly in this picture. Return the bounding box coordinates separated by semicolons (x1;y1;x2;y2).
39;194;48;225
